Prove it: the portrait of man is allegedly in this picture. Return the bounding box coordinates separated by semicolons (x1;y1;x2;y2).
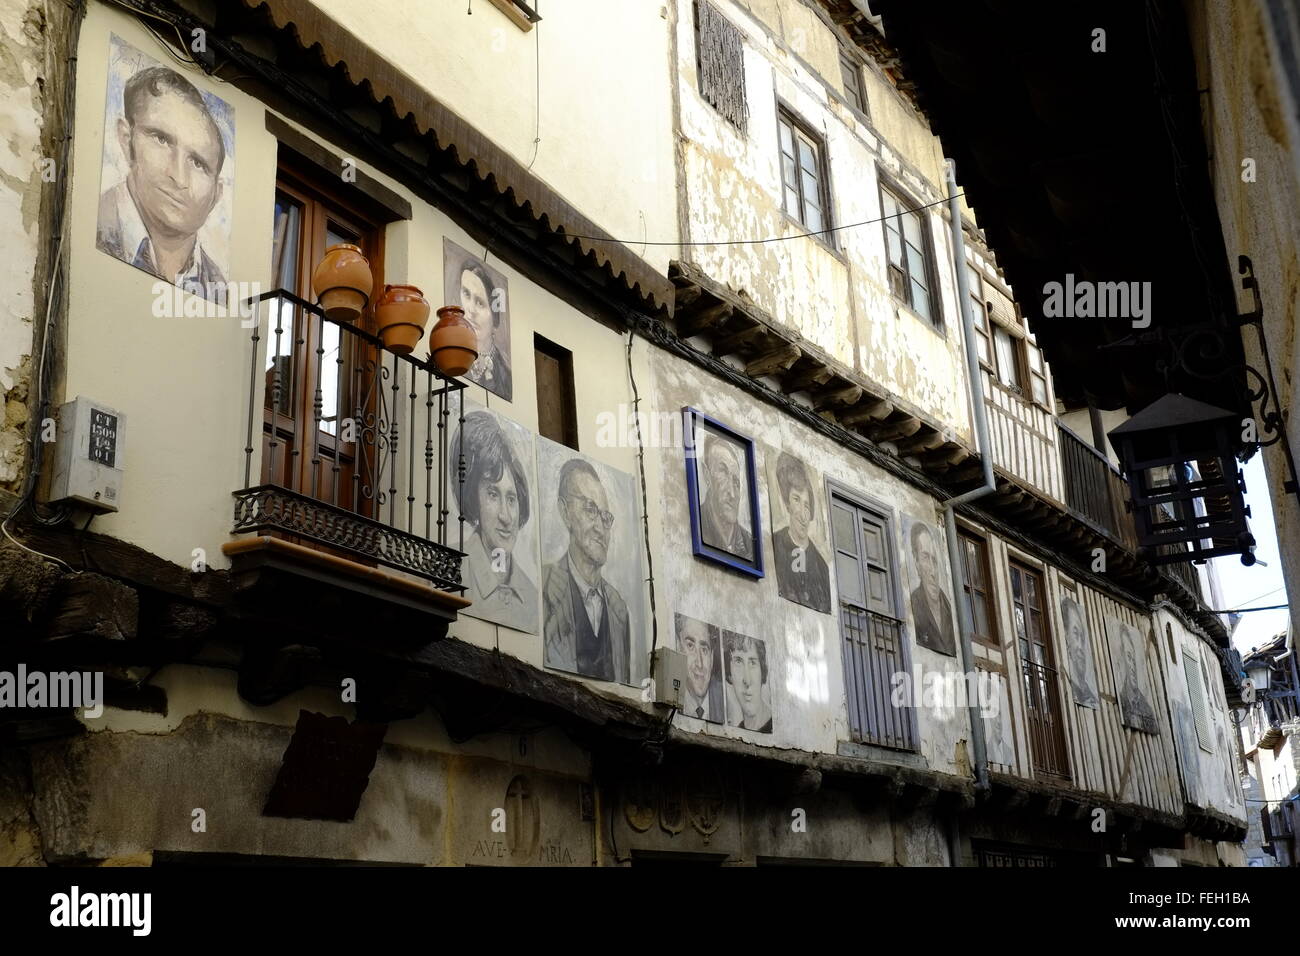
97;35;233;303
766;449;831;613
538;440;644;685
1060;596;1099;709
698;429;754;561
905;517;956;657
449;406;539;633
444;238;512;401
1172;698;1200;805
982;670;1015;765
723;630;772;734
1106;618;1159;734
675;613;723;723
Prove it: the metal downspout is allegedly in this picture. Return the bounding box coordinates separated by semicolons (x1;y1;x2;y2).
942;159;997;800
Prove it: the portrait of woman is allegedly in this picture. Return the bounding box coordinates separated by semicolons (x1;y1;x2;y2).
450;408;538;633
444;238;512;400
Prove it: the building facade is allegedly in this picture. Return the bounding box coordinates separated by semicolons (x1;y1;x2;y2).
0;0;1247;865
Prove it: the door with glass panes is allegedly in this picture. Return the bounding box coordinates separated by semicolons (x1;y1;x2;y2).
831;492;917;751
265;164;382;513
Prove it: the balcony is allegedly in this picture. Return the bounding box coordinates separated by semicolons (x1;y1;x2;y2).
228;289;468;610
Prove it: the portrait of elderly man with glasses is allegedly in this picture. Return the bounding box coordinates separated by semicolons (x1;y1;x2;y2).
541;457;631;683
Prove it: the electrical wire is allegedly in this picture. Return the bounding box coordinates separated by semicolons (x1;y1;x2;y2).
563;192;962;248
524;4;542;172
625;332;659;672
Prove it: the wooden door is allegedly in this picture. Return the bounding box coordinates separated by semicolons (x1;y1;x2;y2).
1009;561;1070;777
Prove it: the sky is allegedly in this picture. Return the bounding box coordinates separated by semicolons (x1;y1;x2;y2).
1208;453;1292;657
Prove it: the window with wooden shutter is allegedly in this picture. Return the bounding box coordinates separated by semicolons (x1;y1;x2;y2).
1183;646;1213;752
839;49;867;115
695;1;748;133
534;334;577;449
958;530;998;647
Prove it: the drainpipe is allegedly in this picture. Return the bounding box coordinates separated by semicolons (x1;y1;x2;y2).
942;159;997;796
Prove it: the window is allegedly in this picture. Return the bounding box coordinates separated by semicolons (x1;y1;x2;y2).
778;109;830;237
534;334;577;449
1026;341;1049;406
966;264;991;366
958;531;998;647
1184;647;1213;752
880;182;936;325
993;324;1022;393
831;491;916;752
1009;561;1069;778
695;1;748;133
839;50;867;115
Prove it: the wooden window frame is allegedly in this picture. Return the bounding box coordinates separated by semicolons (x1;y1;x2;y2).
957;528;1000;649
966;264;994;371
1008;558;1071;779
777;105;835;248
878;175;940;328
838;48;867;117
534;333;578;450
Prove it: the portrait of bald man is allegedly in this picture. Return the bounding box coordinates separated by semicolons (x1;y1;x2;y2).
698;430;754;561
97;36;233;303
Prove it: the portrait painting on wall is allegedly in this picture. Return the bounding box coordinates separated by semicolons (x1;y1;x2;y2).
443;237;512;401
1105;617;1160;734
1059;594;1100;709
97;34;235;304
674;612;724;723
982;669;1015;766
683;407;763;578
447;401;539;634
722;629;773;734
765;447;831;613
537;437;644;686
901;514;956;657
1172;697;1201;805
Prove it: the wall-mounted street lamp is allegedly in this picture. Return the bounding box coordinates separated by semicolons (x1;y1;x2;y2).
1107;392;1256;566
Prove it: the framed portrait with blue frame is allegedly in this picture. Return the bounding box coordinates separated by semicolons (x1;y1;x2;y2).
682;407;764;578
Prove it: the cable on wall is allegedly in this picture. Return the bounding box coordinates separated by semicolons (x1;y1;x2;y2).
625;331;660;674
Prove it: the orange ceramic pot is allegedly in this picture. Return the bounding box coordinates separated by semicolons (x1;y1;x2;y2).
376;284;431;355
311;243;372;322
430;305;479;376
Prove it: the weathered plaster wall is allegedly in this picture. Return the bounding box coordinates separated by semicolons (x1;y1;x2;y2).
1190;0;1300;641
0;0;47;487
674;0;972;439
308;0;679;276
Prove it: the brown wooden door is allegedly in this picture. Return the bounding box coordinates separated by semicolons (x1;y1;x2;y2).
265;166;383;514
1009;561;1070;777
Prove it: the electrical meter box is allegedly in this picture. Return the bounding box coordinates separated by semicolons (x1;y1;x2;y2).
651;646;688;708
48;396;125;513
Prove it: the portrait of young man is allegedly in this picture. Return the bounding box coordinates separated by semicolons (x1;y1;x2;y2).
767;450;831;613
675;613;723;723
538;442;643;685
449;407;539;634
723;630;773;734
905;517;956;657
443;238;512;401
97;35;233;303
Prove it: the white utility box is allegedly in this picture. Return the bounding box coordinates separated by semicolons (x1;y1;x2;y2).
47;396;125;513
651;646;688;708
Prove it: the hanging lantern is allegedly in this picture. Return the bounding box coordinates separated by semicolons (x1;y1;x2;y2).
1107;393;1256;565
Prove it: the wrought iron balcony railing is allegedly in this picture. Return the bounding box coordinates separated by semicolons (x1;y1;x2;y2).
235;289;467;594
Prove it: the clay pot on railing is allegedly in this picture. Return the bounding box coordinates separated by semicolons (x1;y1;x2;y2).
375;284;432;355
429;305;479;376
311;243;372;322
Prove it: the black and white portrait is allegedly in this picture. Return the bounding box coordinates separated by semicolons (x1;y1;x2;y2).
1060;595;1099;709
443;238;511;401
448;404;539;633
675;613;723;723
97;35;234;303
1172;697;1200;805
723;630;773;734
538;439;644;685
766;449;831;613
1106;617;1159;734
903;515;956;657
683;408;763;577
983;670;1015;765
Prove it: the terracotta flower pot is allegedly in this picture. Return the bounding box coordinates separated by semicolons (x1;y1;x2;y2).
430;305;479;376
375;284;431;355
311;243;372;322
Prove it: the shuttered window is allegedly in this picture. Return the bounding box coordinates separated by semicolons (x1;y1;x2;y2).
1183;646;1213;752
958;530;998;647
881;183;936;326
839;50;866;114
534;334;577;449
695;1;748;133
